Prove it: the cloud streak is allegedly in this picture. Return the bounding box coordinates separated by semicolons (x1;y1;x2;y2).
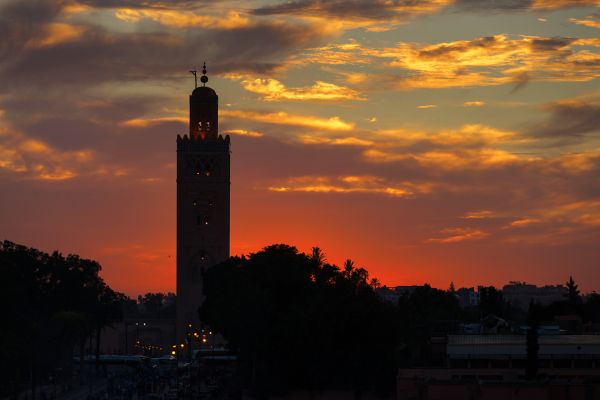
238;77;365;101
268;175;432;197
427;228;489;243
221;109;355;131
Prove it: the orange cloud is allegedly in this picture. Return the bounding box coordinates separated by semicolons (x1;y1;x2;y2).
239;78;365;101
427;228;489;243
25;23;85;48
298;135;373;146
532;0;600;10
0;118;93;181
501;200;600;245
376;124;521;146
541;200;600;227
222;129;264;137
268;175;433;197
555;152;600;173
121;117;187;127
299;35;600;89
358;124;532;170
114;8;251;29
570;15;600;29
463;210;497;219
464;101;485;107
509;218;542;228
363;148;531;169
221;109;354;131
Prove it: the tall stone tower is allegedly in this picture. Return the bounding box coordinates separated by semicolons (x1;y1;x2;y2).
177;64;230;342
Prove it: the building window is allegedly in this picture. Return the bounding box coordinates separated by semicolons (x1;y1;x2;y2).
203;216;209;225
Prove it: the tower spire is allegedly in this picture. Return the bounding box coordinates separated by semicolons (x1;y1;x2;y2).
201;62;208;86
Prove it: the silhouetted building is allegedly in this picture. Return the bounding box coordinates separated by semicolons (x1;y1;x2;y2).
397;334;600;399
503;282;566;309
378;285;422;303
455;287;479;308
176;64;230;342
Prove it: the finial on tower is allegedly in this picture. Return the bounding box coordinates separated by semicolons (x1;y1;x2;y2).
200;62;208;86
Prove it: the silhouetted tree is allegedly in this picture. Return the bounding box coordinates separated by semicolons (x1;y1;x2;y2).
448;282;456;294
199;244;400;397
397;284;461;366
311;246;326;266
0;241;125;398
93;285;124;368
565;276;581;304
526;300;541;380
583;293;600;322
479;286;505;317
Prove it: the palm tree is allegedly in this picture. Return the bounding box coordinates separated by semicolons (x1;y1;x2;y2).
311;247;326;266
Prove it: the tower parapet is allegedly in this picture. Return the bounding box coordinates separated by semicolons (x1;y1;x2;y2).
176;134;230;152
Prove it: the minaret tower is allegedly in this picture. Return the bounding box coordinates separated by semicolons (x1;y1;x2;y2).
176;63;230;342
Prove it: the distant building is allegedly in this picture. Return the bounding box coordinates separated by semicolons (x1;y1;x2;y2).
377;285;422;304
398;334;600;399
456;287;479;308
502;281;566;309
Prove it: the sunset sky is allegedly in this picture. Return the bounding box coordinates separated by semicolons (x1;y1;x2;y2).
1;0;599;296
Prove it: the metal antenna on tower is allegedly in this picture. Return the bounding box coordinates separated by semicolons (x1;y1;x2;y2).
189;67;198;89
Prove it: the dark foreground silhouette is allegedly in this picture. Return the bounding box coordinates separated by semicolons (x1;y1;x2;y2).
4;240;600;399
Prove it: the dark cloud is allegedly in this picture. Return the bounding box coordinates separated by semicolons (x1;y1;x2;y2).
453;0;598;12
76;0;205;9
252;0;444;20
0;0;332;96
0;22;328;92
418;36;499;58
452;0;533;12
529;37;575;52
254;0;598;19
528;99;600;139
0;0;65;60
510;71;530;93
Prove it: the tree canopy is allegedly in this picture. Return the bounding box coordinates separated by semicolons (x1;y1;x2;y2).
199;244;401;397
0;241;125;397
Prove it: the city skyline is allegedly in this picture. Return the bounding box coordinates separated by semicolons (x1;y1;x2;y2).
1;0;599;296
